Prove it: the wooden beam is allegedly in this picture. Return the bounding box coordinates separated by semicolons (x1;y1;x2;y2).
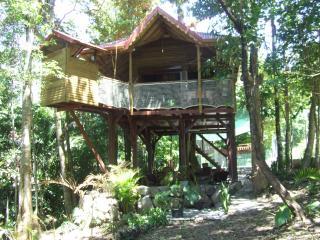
197;45;202;113
195;144;220;169
132;107;234;116
217;133;227;144
198;134;228;157
129;51;133;114
69;111;106;173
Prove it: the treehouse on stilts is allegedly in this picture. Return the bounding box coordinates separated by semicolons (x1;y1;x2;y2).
41;7;238;182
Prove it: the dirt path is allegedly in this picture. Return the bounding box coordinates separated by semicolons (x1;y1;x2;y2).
140;193;320;240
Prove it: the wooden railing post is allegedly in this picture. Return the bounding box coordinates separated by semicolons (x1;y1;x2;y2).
197;45;202;113
129;51;133;114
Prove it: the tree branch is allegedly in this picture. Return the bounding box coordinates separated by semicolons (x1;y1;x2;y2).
216;0;244;33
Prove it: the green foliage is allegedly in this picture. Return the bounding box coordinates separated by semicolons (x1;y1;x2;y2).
109;164;141;213
294;168;320;183
154;191;171;210
183;184;201;206
83;0;153;43
306;201;320;217
155;136;179;172
125;208;168;233
219;183;230;214
275;204;293;227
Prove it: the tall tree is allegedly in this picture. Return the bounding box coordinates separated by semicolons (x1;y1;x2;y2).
55;110;75;216
83;0;153;43
18;12;37;240
270;12;284;171
193;0;307;221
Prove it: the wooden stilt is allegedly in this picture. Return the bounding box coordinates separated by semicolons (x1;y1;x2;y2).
228;114;238;181
129;118;138;168
189;133;200;170
69;111;106;173
145;129;156;174
179;117;187;178
107;114;118;165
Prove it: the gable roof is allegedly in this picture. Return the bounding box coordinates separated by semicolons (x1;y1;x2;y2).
101;7;216;51
44;7;216;55
45;30;108;53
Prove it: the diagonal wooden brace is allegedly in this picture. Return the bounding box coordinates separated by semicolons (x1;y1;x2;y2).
69;111;107;173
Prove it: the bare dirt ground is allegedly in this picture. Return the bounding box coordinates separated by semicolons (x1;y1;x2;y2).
139;191;320;240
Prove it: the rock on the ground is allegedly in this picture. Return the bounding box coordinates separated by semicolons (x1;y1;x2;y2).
138;195;154;211
194;193;212;209
75;191;119;227
149;186;170;197
136;185;150;196
229;181;243;194
210;190;220;207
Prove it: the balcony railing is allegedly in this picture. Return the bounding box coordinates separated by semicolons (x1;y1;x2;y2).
98;77;234;110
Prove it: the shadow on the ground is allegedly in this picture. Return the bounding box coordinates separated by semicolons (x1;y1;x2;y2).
140;207;279;240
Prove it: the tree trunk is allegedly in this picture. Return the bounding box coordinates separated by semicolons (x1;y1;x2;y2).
303;83;316;168
315;78;320;168
274;86;284;170
244;43;268;192
65;112;77;205
55;110;74;216
240;35;307;221
284;84;292;169
271;15;284;171
17;26;35;239
216;0;307;222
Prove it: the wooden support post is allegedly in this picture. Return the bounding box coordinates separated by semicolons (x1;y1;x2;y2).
69;111;106;173
129;118;138;168
228;114;238;182
179;117;187;178
129;51;133;115
145;129;156;174
196;45;202;113
189;133;200;170
107;114;118;165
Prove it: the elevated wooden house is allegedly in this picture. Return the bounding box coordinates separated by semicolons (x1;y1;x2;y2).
42;7;238;181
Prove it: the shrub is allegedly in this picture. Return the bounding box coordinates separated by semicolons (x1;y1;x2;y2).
126;208;168;232
108;164;141;214
306;201;320;217
294;168;320;183
219;182;230;214
154;191;171;210
183;184;201;206
275;204;293;227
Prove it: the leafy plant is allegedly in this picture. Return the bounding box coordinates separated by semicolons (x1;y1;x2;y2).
294;168;320;183
169;183;183;198
306;201;320;217
108;164;141;214
154;191;171;210
275;204;293;227
219;183;230;214
126;208;168;232
183;184;201;206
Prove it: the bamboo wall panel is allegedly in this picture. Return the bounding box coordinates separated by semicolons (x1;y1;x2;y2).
41;47;99;107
